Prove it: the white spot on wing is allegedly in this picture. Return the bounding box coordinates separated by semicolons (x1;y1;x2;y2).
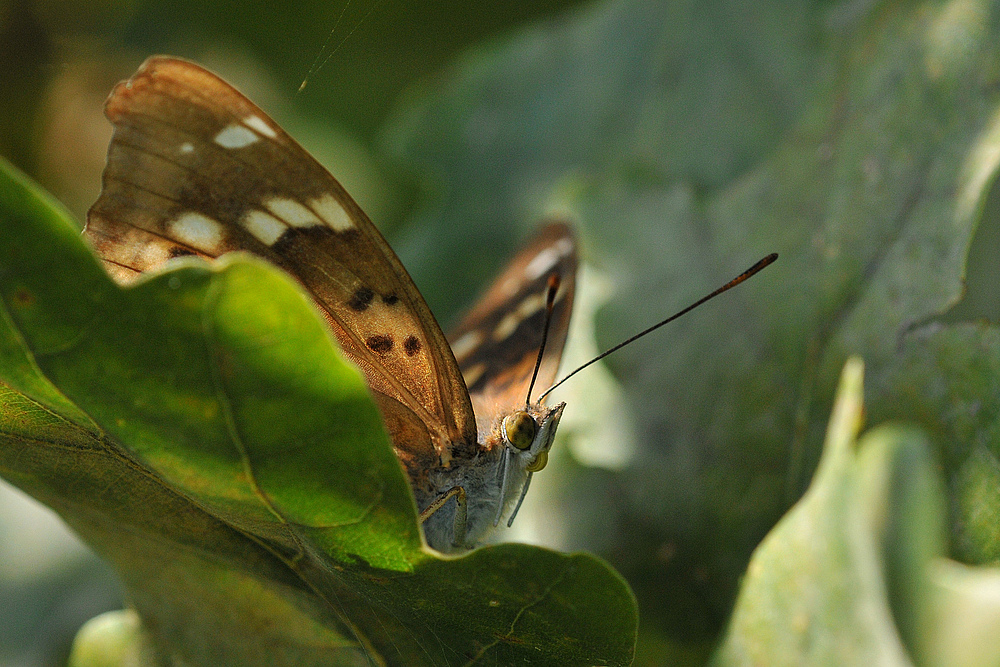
178;142;194;154
265;197;322;227
493;312;520;341
463;363;486;388
242;210;288;246
451;331;483;361
134;240;173;268
214;124;259;149
309;193;354;232
517;293;545;318
244;115;277;138
167;213;224;252
524;237;573;280
490;293;546;342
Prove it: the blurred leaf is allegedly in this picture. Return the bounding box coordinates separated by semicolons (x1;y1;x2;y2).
714;359;911;665
68;610;158;667
871;323;1000;565
921;559;1000;667
384;0;818;316
0;158;637;665
716;359;1000;667
382;0;1000;649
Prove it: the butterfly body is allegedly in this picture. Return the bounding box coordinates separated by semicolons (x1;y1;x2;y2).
85;57;576;553
417;402;564;551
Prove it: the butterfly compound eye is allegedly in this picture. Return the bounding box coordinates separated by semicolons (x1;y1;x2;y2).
502;412;537;450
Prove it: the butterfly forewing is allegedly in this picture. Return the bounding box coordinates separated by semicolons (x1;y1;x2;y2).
447;222;576;429
85;56;477;463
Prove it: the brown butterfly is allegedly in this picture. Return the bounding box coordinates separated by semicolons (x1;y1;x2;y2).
84;56;576;553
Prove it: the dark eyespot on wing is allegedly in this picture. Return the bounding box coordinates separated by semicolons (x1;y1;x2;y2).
382;293;399;305
348;287;376;312
367;334;393;354
404;335;421;356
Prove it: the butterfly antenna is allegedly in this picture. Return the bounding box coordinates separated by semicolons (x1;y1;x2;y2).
526;274;562;406
299;0;352;92
537;253;778;402
299;0;386;92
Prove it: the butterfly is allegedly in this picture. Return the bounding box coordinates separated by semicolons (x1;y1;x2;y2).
83;56;576;553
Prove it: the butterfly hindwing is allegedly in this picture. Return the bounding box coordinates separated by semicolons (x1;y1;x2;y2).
448;222;576;429
84;56;477;464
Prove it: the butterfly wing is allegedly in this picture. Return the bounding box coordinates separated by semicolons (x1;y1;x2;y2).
447;222;576;429
84;56;477;466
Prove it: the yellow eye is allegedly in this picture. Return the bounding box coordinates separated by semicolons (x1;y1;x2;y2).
526;450;548;472
502;412;537;450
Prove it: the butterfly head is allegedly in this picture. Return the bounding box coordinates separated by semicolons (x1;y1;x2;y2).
501;403;564;473
492;401;565;529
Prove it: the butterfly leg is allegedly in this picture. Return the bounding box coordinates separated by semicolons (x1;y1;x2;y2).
419;486;468;547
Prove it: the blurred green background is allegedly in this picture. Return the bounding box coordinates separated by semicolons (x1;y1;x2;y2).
0;0;586;226
6;0;1000;665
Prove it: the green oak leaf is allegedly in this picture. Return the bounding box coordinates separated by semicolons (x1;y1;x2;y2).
716;358;1000;667
380;0;1000;652
0;157;637;665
